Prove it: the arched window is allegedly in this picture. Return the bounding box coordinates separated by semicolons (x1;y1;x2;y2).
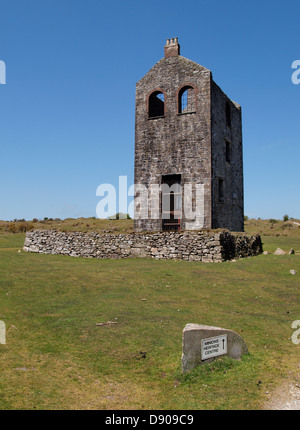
178;85;196;114
148;91;165;118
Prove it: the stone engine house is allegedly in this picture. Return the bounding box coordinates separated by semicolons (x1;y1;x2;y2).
134;38;244;232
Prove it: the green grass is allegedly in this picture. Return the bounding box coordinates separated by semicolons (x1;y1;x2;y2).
0;219;299;409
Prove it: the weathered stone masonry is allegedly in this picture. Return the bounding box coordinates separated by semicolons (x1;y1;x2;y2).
23;230;262;262
134;38;244;233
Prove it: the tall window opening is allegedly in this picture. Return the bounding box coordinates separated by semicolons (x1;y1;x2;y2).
218;178;224;203
149;91;165;118
225;140;231;163
178;86;196;114
226;101;231;128
161;174;182;231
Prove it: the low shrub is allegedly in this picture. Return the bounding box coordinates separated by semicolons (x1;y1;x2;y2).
269;218;278;224
7;222;34;233
108;213;132;220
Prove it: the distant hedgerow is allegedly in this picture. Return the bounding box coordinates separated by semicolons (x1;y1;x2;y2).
108;213;132;220
7;221;34;233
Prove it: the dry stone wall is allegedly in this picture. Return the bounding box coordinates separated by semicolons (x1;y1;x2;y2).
23;230;262;262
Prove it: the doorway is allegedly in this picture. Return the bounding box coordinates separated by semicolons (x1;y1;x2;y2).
161;174;182;231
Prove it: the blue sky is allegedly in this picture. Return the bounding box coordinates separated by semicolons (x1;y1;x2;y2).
0;0;299;221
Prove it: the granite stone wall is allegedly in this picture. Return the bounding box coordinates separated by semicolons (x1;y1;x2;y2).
211;81;244;231
23;230;262;262
134;51;213;232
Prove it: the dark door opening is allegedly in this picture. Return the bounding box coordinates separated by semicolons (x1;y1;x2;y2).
161;174;181;231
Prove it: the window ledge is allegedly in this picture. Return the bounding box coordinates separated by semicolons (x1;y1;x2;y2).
148;115;165;120
177;111;196;116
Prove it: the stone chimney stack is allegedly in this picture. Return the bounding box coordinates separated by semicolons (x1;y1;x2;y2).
164;37;180;58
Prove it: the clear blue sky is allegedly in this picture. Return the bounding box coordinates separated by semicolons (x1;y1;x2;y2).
0;0;299;221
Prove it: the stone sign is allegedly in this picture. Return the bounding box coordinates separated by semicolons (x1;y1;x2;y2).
182;324;248;373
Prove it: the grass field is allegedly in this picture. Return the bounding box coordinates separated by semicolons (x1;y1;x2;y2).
0;218;299;410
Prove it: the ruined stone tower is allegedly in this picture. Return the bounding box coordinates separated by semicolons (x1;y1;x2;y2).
134;38;244;232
